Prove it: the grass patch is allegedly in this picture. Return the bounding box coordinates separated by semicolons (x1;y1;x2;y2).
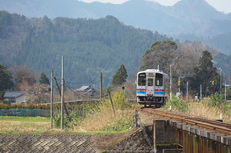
0;90;135;134
73;90;133;132
163;94;231;123
0;116;50;122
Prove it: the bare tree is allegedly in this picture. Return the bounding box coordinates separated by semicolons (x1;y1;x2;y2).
25;83;50;104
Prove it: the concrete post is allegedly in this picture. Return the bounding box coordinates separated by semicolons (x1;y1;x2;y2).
153;120;157;153
134;110;138;127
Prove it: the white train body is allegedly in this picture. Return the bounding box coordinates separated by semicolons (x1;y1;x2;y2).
136;69;169;106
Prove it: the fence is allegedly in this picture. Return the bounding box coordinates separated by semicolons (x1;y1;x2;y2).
0;108;50;117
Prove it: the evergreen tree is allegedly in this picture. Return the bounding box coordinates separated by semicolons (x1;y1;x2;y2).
39;72;50;85
189;51;220;95
0;64;14;96
112;64;127;85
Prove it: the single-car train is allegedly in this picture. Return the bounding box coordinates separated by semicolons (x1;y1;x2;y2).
136;69;169;107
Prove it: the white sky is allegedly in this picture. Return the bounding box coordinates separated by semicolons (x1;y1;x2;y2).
79;0;231;14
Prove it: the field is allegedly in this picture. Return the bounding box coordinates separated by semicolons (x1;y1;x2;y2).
0;116;54;134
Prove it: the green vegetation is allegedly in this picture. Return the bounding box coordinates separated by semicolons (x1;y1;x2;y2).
52;90;133;131
140;40;177;72
0;100;11;105
0;103;50;109
0;116;50;122
103;114;132;131
188;51;220;96
39;72;50;85
112;64;128;86
0;11;171;88
0;64;14;96
164;96;188;112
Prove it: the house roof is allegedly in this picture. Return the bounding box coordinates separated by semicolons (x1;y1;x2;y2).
79;85;91;91
3;91;24;98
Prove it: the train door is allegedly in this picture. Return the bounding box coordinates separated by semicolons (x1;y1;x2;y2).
147;73;154;96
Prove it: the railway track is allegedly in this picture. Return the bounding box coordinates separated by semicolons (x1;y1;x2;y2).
137;107;231;137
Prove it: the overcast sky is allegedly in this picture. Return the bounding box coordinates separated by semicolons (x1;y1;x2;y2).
79;0;231;14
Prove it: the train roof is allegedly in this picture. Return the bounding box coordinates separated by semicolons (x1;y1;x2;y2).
138;69;168;76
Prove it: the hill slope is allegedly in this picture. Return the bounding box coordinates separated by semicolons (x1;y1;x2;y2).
0;0;231;54
0;11;171;87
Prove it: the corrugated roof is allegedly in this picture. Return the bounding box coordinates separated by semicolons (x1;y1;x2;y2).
79;85;91;91
3;91;24;98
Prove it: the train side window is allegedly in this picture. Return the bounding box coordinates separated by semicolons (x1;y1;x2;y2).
148;79;153;86
138;73;146;86
155;73;163;86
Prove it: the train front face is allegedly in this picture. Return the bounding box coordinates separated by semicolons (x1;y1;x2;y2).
136;70;165;106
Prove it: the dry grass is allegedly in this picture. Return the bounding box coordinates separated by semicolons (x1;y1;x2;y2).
164;96;231;123
187;101;231;123
0;121;51;134
75;105;132;132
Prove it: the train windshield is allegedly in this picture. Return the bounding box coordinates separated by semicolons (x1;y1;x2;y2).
155;73;163;86
138;73;146;86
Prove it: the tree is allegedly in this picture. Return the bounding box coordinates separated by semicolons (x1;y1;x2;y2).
188;51;220;95
25;83;50;104
0;64;14;96
14;70;36;91
39;73;50;85
140;40;177;73
112;64;127;85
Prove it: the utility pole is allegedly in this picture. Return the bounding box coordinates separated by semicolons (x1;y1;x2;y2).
61;56;64;130
220;66;222;102
225;80;226;100
54;76;71;122
186;81;188;102
200;84;202;101
178;77;181;99
100;72;102;101
50;70;53;129
170;65;172;99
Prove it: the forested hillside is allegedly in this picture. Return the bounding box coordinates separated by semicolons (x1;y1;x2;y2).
0;11;171;88
1;0;231;55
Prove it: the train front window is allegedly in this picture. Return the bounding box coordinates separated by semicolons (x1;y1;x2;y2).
138;73;146;86
148;79;153;86
155;73;163;86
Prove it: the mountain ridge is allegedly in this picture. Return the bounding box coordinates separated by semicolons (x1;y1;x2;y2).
0;0;231;54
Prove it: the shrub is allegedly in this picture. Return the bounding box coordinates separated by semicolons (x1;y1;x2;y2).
101;90;131;110
0;100;11;105
103;114;133;131
0;103;49;109
208;92;223;107
164;95;188;112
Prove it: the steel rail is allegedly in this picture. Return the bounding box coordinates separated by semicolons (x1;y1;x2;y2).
138;108;231;136
144;108;231;129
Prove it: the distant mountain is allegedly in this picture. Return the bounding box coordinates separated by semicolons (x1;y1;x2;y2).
0;11;171;87
0;0;231;54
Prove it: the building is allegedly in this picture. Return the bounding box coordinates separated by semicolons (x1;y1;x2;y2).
75;85;97;97
3;91;26;104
